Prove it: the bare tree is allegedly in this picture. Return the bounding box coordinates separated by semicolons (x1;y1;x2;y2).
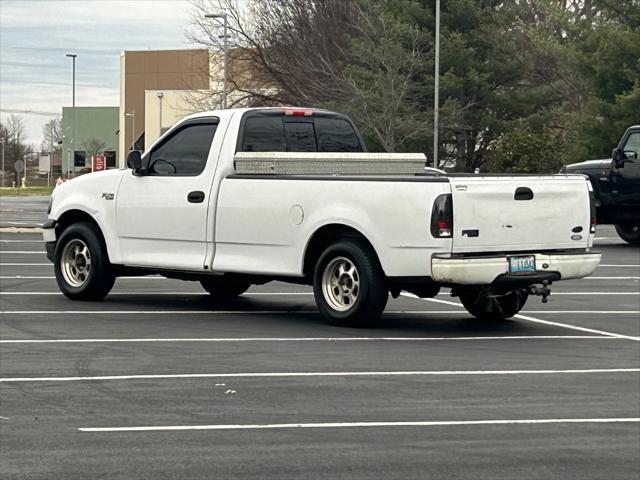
2;115;32;180
82;138;106;159
41;118;62;152
188;0;434;152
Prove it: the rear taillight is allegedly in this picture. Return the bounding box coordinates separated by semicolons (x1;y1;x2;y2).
431;194;453;238
589;191;597;233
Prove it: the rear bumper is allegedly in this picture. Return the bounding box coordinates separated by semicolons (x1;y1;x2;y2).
431;251;601;285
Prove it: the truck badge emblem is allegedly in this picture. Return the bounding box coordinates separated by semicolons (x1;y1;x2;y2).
102;193;114;200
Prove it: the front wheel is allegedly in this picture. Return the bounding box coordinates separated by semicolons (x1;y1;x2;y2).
615;224;640;245
458;287;528;320
54;222;115;301
313;238;388;327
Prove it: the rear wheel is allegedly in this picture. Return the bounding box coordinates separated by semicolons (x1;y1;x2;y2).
200;277;250;298
615;224;640;245
54;222;115;301
313;238;388;327
458;286;528;320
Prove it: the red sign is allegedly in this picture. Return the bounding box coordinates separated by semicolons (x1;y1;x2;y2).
92;155;106;172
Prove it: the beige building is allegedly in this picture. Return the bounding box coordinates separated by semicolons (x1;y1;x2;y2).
144;89;208;148
118;48;272;166
118;49;209;165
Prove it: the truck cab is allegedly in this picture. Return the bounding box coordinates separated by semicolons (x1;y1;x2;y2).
564;126;640;244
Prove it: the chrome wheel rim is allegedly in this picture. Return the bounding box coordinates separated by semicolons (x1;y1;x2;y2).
322;256;360;312
61;239;91;287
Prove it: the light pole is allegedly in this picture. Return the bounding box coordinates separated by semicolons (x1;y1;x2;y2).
125;111;136;150
0;138;5;188
205;12;228;109
156;91;164;138
66;53;77;177
433;0;440;169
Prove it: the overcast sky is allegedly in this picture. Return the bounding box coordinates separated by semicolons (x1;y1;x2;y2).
0;0;197;146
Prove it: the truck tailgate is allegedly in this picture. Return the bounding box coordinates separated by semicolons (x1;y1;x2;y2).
449;176;591;253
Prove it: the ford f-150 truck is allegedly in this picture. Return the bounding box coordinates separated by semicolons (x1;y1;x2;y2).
43;107;601;326
562;125;640;245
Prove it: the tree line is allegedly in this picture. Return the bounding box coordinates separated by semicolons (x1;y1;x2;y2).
190;0;639;172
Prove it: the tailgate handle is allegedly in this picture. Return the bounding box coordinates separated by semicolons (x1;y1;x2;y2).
187;191;205;203
514;187;534;201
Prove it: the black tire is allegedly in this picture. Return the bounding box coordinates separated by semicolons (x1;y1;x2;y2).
615;224;640;245
200;277;251;298
313;238;388;327
458;287;528;321
54;222;115;301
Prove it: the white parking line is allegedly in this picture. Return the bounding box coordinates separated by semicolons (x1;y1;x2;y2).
0;263;50;266
514;314;640;341
599;265;640;268
79;417;640;433
0;240;43;243
402;293;640;341
2;368;638;383
0;251;45;254
585;277;639;280
0;309;638;315
0;276;167;279
0;291;638;296
0;335;615;344
523;311;640;314
2;275;639;281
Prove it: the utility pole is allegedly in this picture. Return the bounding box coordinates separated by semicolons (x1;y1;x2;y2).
433;0;440;169
66;53;77;178
205;12;229;109
0;138;5;188
125;111;136;150
157;91;164;139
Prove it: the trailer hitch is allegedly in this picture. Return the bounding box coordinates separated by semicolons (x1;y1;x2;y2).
529;280;551;303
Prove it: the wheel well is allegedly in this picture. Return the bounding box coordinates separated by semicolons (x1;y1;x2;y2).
302;224;380;279
56;210;104;242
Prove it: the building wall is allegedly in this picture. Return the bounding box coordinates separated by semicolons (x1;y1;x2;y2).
61;106;119;173
118;49;210;165
144;90;206;148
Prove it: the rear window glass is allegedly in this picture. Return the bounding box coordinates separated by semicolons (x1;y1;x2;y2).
242;116;285;152
285;122;317;152
240;113;363;153
315;117;361;152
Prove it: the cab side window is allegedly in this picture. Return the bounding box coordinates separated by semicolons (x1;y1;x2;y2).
623;132;640;159
148;123;217;176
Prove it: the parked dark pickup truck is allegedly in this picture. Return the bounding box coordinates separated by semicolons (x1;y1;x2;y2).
563;126;640;245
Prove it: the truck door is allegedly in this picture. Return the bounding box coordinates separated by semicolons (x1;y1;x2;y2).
115;118;218;270
612;128;640;206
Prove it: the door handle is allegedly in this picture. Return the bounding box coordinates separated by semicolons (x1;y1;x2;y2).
187;191;205;203
514;187;534;201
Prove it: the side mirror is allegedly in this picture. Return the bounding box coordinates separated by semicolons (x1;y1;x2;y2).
126;150;142;172
612;148;625;168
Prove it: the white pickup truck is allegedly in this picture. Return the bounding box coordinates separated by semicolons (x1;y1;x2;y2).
44;107;601;326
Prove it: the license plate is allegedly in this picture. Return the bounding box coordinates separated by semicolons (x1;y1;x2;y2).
509;255;536;274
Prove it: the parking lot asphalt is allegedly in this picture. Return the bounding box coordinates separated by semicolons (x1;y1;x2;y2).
0;196;49;228
0;226;638;479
